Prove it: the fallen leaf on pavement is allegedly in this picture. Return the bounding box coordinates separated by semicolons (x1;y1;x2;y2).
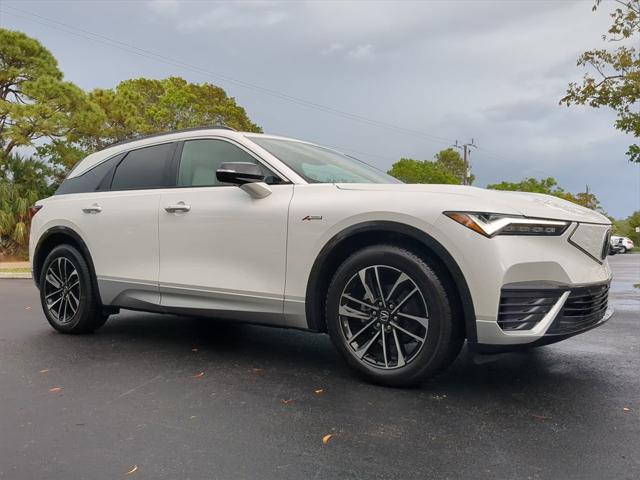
322;434;334;445
24;306;31;310
48;387;63;393
280;398;295;404
192;372;205;379
315;389;324;394
623;407;631;412
532;415;551;420
251;368;264;373
126;465;138;475
39;369;49;373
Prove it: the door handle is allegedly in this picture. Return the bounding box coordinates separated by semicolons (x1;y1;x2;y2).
82;203;102;214
165;202;191;213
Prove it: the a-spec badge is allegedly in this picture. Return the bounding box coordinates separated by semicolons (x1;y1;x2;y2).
302;215;323;221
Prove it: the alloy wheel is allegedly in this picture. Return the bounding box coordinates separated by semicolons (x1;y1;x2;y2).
338;265;429;370
44;257;81;324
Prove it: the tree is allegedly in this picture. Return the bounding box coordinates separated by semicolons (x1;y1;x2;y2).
0;29;103;160
80;77;262;152
435;148;475;184
387;158;460;184
560;1;640;163
387;148;473;184
486;177;603;211
0;152;54;255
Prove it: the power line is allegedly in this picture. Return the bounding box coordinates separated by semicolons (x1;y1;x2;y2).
2;5;456;147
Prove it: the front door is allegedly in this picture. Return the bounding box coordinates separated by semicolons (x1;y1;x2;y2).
158;138;293;323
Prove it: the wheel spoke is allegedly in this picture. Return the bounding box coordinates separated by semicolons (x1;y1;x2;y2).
381;328;388;368
392;328;406;367
342;294;378;311
358;269;376;303
61;296;68;322
390;287;418;315
339;304;370;320
67;280;80;290
48;295;63;310
355;331;380;359
46;272;62;289
385;272;409;302
348;318;378;344
68;291;79;310
56;294;65;319
390;321;425;343
397;311;429;330
45;288;62;300
374;266;386;307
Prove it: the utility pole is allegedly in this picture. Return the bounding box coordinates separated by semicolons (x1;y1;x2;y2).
452;139;477;186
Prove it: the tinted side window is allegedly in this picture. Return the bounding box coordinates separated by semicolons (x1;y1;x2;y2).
177;139;280;187
55;153;125;195
111;143;175;190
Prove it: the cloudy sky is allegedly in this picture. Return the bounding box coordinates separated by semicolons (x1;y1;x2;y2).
1;0;638;217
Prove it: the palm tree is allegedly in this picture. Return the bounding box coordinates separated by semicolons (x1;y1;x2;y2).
0;153;53;257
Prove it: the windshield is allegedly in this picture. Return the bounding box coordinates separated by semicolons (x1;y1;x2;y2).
247;136;400;184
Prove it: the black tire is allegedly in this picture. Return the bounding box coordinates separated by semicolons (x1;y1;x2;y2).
325;245;463;387
619;247;627;254
39;244;109;334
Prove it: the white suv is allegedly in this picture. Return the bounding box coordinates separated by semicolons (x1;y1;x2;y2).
610;236;634;253
29;127;614;386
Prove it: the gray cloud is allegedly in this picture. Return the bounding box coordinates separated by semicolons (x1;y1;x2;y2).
1;0;637;217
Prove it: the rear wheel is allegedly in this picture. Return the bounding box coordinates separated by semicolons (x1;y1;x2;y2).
39;244;109;334
325;245;463;387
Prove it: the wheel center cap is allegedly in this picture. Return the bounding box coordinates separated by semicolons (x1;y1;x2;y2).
379;310;390;323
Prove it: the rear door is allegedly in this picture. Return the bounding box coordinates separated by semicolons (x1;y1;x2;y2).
158;138;293;322
75;142;176;305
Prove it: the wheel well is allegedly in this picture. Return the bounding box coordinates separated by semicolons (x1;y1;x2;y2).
305;223;477;343
32;228;105;309
33;232;84;285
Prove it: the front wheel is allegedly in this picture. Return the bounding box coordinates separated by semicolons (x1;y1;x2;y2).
39;244;109;334
325;245;463;387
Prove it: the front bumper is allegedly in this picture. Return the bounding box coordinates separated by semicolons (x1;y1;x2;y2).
471;280;613;352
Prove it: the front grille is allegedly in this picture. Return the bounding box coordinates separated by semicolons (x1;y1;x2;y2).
498;289;563;331
547;283;609;335
498;282;610;334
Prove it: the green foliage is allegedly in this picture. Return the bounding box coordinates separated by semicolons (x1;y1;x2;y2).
0;152;54;252
387;148;470;184
486;177;603;211
0;28;102;158
561;1;640;162
81;77;262;151
613;210;640;239
388;158;460;184
435;148;475;184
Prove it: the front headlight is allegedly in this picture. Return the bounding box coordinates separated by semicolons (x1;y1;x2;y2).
444;212;569;237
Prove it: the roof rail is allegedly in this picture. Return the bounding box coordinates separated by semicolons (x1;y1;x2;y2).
104;125;237;149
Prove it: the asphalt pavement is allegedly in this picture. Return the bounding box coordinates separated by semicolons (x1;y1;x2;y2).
0;255;638;479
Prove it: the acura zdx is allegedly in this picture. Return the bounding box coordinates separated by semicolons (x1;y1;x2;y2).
29;127;614;386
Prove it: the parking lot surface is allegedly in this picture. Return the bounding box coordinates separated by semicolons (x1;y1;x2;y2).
0;255;638;479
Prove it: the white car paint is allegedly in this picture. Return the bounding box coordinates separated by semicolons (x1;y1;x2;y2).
29;128;613;350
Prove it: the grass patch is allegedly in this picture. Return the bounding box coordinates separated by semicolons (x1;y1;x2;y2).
0;267;31;274
634;283;640;290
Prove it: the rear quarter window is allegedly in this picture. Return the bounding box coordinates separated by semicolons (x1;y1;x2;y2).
55;153;125;195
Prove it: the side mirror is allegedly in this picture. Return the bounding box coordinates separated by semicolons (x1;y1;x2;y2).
216;162;265;185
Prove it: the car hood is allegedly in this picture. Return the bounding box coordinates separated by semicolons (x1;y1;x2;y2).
335;184;610;224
